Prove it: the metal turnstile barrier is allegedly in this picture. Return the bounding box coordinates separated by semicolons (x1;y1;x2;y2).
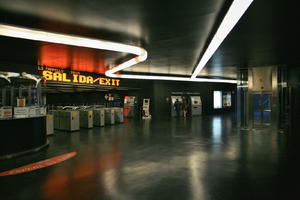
113;107;124;123
46;114;54;135
93;108;105;127
104;108;115;125
53;110;60;130
79;110;93;128
53;110;80;131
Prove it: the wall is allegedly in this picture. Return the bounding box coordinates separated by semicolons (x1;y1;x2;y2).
287;67;300;137
45;79;236;119
152;80;236;118
0;61;236;118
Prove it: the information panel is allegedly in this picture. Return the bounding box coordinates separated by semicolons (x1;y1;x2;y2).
38;66;120;86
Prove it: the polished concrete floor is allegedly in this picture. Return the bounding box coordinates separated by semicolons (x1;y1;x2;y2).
0;114;299;200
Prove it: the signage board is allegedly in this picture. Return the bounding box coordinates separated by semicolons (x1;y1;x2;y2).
38;66;120;86
0;107;12;119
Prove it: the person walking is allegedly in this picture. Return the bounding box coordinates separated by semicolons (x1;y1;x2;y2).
174;98;181;117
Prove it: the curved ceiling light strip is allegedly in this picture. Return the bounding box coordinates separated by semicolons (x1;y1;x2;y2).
191;0;254;79
0;0;253;85
0;24;144;55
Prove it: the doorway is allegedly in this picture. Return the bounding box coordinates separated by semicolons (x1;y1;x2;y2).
253;93;272;126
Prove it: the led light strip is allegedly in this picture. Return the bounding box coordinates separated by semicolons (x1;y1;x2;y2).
191;0;254;79
0;24;144;55
0;0;253;84
107;73;237;83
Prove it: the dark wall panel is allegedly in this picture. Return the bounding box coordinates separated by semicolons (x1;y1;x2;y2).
46;79;236;118
152;80;236;118
287;67;300;137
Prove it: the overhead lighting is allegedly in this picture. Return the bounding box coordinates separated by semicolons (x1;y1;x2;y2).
0;8;251;85
105;52;147;75
0;71;20;83
191;0;254;79
21;72;42;87
107;74;237;83
0;24;146;56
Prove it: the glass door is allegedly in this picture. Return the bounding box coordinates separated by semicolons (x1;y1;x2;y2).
253;93;272;126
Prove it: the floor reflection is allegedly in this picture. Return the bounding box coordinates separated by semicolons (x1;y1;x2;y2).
0;114;293;200
42;138;121;200
189;152;208;200
212;116;222;144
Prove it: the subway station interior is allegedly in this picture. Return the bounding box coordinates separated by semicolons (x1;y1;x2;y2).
0;0;300;199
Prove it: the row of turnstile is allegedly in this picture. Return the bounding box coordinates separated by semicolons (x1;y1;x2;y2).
50;107;124;132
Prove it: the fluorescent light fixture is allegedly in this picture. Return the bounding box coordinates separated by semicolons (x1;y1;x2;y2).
107;73;237;83
0;24;146;56
21;72;42;87
237;85;248;88
191;0;254;79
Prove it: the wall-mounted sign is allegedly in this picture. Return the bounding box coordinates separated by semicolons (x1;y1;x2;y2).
38;66;120;86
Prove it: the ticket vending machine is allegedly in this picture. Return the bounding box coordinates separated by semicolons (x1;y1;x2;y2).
171;96;183;117
190;96;202;116
142;99;151;118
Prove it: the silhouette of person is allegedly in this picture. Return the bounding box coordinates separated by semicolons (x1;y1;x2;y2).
182;97;188;118
174;98;181;117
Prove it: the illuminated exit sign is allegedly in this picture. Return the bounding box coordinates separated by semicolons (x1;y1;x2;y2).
38;66;120;86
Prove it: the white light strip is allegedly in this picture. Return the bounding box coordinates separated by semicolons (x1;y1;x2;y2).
104;59;236;83
106;73;237;83
237;85;248;88
0;24;144;55
191;0;254;79
0;72;20;83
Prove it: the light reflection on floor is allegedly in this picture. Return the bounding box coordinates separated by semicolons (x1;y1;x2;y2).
0;114;296;200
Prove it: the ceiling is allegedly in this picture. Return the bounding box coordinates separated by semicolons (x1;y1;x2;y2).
0;0;299;80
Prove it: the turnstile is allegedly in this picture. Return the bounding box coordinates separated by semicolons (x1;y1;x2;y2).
190;96;202;116
53;110;60;130
46;114;54;135
79;110;93;128
93;108;105;126
104;108;115;125
113;107;124;123
53;110;80;131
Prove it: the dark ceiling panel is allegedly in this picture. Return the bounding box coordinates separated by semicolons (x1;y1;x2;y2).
0;0;228;77
0;0;298;79
0;36;133;74
205;0;300;75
